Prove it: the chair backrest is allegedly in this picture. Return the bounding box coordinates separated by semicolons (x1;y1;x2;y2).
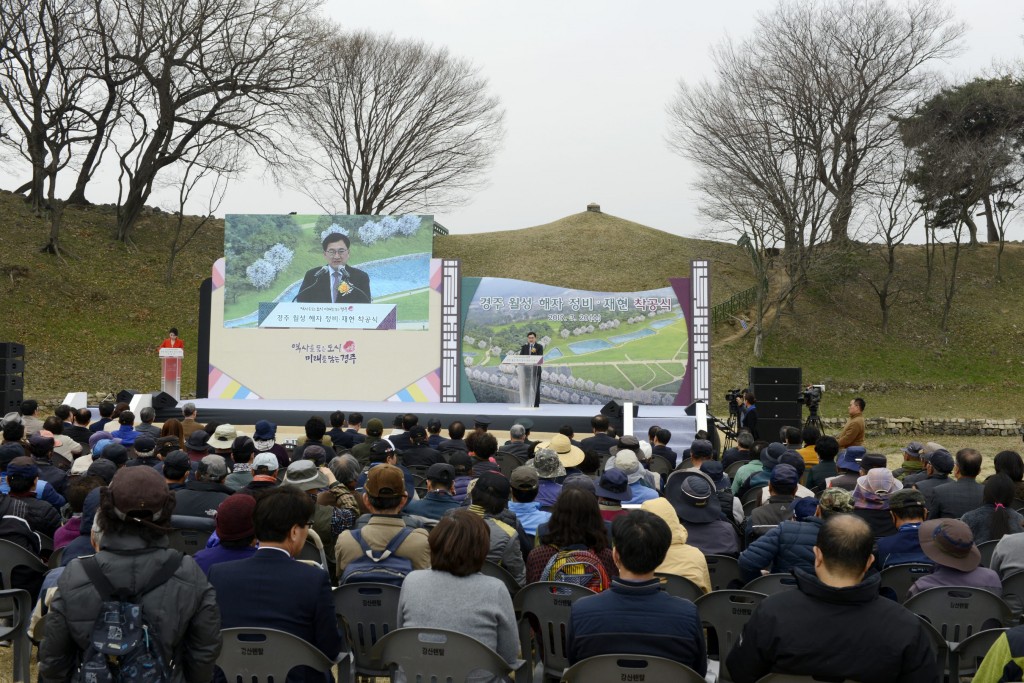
753;674;859;682
217;627;336;683
0;538;47;591
0;588;33;683
978;540;999;568
649;456;673;477
725;460;749;478
166;528;212;556
371;627;521;681
740;485;766;507
677;457;693;471
743;573;798;595
878;563;934;603
949;627;1007;680
297;538;327;567
333;582;402;676
37;534;53;553
655;572;704;601
46;545;65;571
1000;569;1024;619
704;554;743;591
495;451;525;478
512;581;595;679
561;653;706;683
915;613;950;669
694;589;766;682
480;559;522;597
904;586;1012;644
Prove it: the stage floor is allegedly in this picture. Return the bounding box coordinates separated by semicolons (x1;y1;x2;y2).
153;398;692;437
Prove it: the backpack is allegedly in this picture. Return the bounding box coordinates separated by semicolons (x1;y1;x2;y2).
340;527;414;586
73;553;183;683
539;545;610;592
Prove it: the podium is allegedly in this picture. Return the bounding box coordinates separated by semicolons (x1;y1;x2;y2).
501;354;543;408
159;348;183;401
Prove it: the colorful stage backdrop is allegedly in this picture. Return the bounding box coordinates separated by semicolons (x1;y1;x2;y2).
222;214;433;330
458;276;701;406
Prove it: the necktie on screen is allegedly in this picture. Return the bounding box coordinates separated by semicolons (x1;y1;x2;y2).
332;270;341;303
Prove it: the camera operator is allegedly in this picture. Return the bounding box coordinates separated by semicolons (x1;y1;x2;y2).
837;398;866;449
737;390;759;440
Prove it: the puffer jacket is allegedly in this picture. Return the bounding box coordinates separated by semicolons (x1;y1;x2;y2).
39;531;221;683
641;498;712;594
738;516;823;582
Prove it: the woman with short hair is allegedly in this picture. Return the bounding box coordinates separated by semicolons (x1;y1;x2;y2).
397;509;519;668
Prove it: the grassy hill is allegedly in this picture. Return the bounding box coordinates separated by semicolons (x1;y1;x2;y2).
2;191;1021;421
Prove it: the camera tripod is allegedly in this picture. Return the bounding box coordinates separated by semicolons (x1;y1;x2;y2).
803;404;826;435
714;415;738;452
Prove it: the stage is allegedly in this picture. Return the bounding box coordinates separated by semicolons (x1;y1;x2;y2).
152;399;697;441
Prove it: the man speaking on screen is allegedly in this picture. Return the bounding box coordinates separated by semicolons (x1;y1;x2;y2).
294;232;372;304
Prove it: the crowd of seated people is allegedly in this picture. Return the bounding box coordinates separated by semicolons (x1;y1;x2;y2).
0;398;1023;681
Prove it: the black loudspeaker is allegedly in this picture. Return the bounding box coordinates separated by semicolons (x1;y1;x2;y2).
1;375;24;391
0;342;24;358
757;402;803;421
1;358;24;374
759;418;803;443
116;389;140;404
151;391;178;410
601;399;624;435
0;390;22;412
749;367;802;386
751;384;800;403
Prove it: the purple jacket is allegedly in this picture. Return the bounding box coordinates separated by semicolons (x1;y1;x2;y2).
53;516;82;550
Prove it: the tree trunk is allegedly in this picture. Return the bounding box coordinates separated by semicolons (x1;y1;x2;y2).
753;326;764;360
41;202;64;256
961;210;979;246
982;194;999;243
67;84;117;206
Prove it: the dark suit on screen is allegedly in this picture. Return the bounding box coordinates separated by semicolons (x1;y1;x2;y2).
207;547;342;683
519;342;543;407
294;265;372;304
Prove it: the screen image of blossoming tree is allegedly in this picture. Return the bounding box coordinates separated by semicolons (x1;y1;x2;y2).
461;277;688;406
222;214;433;329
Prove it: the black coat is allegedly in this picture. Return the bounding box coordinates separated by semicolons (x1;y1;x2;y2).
520;342;544;356
294;265;371;304
726;569;939;683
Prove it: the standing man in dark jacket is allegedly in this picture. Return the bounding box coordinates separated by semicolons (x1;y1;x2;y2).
567;510;706;674
40;466;221;683
727;514;938;683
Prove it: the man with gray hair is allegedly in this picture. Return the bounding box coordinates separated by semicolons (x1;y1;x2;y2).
136;407;161;438
502;424;530;459
180;402;202;440
174;455;233;519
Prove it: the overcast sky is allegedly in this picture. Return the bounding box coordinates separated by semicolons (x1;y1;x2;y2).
13;1;1022;239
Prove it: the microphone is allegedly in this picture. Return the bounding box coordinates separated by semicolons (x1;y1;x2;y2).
338;271;372;303
294;266;329;301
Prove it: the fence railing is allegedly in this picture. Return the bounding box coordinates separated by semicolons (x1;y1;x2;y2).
710;286;757;326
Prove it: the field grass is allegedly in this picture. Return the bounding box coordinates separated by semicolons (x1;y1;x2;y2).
547;320;688;366
3;188;1022;423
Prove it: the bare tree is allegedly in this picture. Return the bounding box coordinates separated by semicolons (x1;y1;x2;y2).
673;0;962;248
288;30;505;215
0;0;91;226
161;140;238;284
990;168;1023;282
96;0;324;244
669;40;834;358
861;152;921;333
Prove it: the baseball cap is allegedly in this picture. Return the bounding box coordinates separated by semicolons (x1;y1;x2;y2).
6;456;39;479
409;425;427;440
889;488;926;512
770;463;799;486
448;452;472;475
28;433;55;455
928;449;954;474
101;443;129;467
425;462;455;486
252;453;279;472
108;465;173;522
162;450;191;474
475;471;510;499
510;466;539;491
690;439;713;458
365;463;405;497
199;454;228;480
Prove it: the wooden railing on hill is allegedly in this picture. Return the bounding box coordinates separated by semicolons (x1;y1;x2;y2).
711;286;757;325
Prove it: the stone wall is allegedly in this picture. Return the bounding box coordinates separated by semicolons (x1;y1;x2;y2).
820;417;1023;438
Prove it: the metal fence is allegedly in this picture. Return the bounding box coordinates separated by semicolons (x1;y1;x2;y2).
710;286;757;326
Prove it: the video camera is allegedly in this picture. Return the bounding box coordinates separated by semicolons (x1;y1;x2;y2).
725;388;743;416
797;384;826;409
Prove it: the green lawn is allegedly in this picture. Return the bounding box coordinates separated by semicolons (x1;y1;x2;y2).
567;365;633;387
620;363;658;387
548;320;689;366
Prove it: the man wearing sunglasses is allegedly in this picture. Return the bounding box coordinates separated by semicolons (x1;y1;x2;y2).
295;232;373;304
